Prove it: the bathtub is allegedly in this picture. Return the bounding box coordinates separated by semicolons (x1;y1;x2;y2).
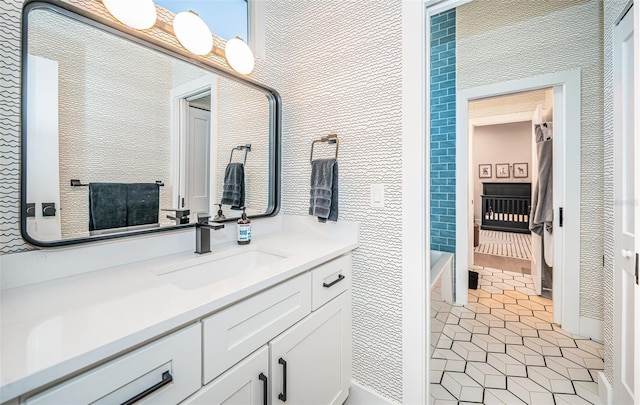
430;250;454;356
430;251;453;301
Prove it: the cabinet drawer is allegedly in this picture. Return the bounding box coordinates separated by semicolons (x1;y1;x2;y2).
25;324;201;405
311;254;351;310
202;272;311;384
182;346;268;405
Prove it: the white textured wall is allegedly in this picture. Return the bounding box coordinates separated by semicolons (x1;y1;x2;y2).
457;0;604;321
0;0;402;400
472;122;533;222
29;10;175;239
264;1;403;401
602;0;629;387
216;80;270;214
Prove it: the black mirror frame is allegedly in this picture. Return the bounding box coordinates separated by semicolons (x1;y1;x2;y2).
20;0;281;248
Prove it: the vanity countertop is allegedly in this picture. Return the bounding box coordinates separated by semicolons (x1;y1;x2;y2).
0;216;358;403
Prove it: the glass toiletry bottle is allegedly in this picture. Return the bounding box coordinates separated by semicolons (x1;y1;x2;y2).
237;207;251;245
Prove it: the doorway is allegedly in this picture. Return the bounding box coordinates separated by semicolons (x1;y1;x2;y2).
469;89;554;302
169;75;219;219
455;71;583;335
184;93;212;215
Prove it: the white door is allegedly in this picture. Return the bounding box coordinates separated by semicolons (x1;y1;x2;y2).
26;55;62;241
183;346;268;405
184;106;211;214
269;292;351;405
613;6;637;404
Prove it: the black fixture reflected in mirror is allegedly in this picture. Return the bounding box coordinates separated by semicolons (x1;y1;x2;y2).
20;1;281;247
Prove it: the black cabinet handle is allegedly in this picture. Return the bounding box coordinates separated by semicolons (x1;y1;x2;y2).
323;274;345;288
278;357;287;402
259;373;268;405
120;370;173;405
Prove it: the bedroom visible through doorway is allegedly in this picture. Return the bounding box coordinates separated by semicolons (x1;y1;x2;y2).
469;89;554;300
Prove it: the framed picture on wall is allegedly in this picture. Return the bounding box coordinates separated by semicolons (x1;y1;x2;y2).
513;162;528;178
495;163;510;178
479;164;492;178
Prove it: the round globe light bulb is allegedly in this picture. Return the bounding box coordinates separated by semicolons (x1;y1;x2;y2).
102;0;157;30
224;37;255;75
173;11;214;56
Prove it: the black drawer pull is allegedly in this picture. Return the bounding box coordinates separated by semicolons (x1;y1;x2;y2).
121;370;173;405
323;274;345;288
278;357;287;402
259;373;268;405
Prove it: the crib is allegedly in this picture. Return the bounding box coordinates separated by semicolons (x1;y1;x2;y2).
481;182;531;234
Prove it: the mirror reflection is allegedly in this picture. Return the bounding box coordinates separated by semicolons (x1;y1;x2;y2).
23;6;277;245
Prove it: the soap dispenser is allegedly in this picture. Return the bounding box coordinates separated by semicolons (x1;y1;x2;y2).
214;204;226;221
237;207;251;245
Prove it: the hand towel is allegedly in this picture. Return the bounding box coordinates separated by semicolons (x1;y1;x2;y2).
220;163;245;209
126;183;160;226
89;183;128;231
530;123;553;237
309;158;338;222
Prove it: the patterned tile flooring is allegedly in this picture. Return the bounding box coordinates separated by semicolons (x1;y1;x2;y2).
430;265;605;405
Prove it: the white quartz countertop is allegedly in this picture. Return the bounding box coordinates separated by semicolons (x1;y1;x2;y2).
0;215;358;402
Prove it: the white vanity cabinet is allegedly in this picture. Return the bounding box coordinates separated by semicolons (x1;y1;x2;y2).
15;253;352;405
182;346;269;405
24;324;201;405
269;291;351;405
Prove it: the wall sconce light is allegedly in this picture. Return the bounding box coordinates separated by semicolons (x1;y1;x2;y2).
223;37;255;75
101;0;255;75
173;11;213;56
102;0;157;30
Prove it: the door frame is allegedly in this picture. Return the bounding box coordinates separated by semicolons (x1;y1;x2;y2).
455;70;582;335
169;75;219;214
613;2;637;403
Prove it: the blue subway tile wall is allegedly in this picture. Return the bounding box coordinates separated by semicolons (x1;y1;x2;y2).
430;9;456;254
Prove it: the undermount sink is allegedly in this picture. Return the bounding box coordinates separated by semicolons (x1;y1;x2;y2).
155;248;288;290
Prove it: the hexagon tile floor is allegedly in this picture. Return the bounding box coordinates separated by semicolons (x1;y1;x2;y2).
430;265;605;405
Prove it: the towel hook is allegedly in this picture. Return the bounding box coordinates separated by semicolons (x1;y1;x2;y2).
229;144;251;165
310;134;338;163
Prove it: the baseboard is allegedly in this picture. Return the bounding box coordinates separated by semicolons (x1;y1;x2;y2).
344;381;398;405
579;316;603;342
597;372;613;405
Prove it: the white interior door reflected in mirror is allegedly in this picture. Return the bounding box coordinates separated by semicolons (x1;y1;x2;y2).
22;3;280;247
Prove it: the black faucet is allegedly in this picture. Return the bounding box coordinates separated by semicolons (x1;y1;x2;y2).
195;213;225;254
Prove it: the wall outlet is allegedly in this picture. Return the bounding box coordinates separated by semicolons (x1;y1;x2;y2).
370;184;385;208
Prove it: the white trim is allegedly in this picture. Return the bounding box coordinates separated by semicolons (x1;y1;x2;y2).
169;75;219;213
455;70;583;335
579;316;603;343
401;1;427;404
345;381;398;405
598;371;614;405
248;0;265;60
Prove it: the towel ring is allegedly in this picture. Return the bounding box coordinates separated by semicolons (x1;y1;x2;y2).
310;134;339;163
229;144;251;165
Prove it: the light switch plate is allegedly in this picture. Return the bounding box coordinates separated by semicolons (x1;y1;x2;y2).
370;184;385;208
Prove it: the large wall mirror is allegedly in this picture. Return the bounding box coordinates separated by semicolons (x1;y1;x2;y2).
21;2;280;247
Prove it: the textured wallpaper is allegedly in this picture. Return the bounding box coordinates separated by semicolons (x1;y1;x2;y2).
602;0;630;387
0;0;23;253
457;0;605;321
216;80;270;215
0;0;401;401
264;1;403;401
